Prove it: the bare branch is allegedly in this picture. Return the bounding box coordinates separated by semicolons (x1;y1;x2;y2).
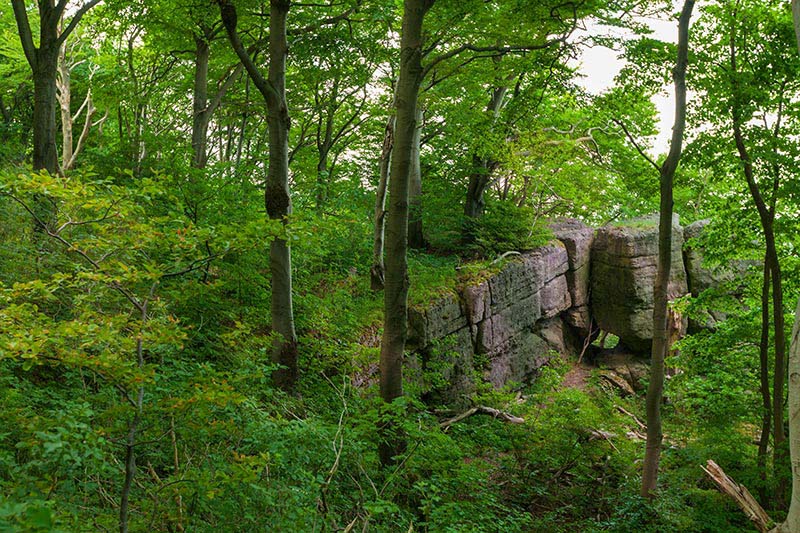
611;118;660;172
57;0;103;47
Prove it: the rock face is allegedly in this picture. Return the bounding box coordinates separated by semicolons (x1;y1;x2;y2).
550;219;595;335
409;215;735;405
409;242;579;404
591;215;688;352
682;219;755;331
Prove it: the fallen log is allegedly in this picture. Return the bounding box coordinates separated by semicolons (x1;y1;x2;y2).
440;406;524;428
701;460;773;532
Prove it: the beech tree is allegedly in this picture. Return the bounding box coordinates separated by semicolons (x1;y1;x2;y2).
217;0;298;390
640;0;694;497
11;0;101;173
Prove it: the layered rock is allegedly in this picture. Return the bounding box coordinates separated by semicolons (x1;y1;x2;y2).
550;219;595;335
590;214;688;352
408;214;739;405
409;242;577;403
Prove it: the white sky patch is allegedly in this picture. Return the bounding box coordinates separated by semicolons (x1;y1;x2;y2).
573;8;692;158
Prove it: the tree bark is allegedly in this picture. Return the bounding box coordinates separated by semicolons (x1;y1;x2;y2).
407;107;425;249
759;252;774;506
219;0;298;391
32;55;60;174
191;36;211;169
641;0;694;498
773;5;800;528
371;115;394;290
57;39;73;171
771;296;800;532
378;0;432;465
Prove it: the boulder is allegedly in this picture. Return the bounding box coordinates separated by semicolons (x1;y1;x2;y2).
488;243;570;312
591;214;688;352
462;280;490;325
550;218;595;308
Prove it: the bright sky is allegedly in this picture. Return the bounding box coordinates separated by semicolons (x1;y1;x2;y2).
574;9;686;157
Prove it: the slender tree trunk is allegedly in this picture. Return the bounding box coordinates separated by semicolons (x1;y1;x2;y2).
219;0;298;391
760;252;774;506
730;21;788;504
770;225;788;501
316;150;330;211
378;0;432;466
191;36;211;169
371;115;394;290
57;40;73;170
641;0;694;498
315;83;336;212
408;107;425;249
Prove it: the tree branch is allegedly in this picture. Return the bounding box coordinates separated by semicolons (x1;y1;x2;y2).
439;406;524;428
11;0;37;69
611;118;660;172
217;0;280;105
287;0;363;36
57;0;103;47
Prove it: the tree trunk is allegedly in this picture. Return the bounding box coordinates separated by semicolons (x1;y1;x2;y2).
316;150;330;212
191;36;211;169
641;0;694;498
408;107;425;249
759;252;774;506
264;0;298;391
371;115;394;290
730;19;788;503
379;0;431;465
462;86;506;242
771;297;800;532
13;0;99;173
32;54;59;174
57;41;73;171
219;0;298;391
775;4;800;528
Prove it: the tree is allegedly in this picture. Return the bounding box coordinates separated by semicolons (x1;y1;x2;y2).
379;0;432;465
218;0;298;390
773;3;800;529
56;28;106;172
688;0;800;504
640;0;694;498
11;0;101;173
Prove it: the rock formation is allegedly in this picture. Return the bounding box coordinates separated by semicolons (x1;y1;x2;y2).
408;215;736;404
591;214;688;352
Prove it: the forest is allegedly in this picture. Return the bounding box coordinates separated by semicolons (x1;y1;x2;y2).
3;0;800;531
